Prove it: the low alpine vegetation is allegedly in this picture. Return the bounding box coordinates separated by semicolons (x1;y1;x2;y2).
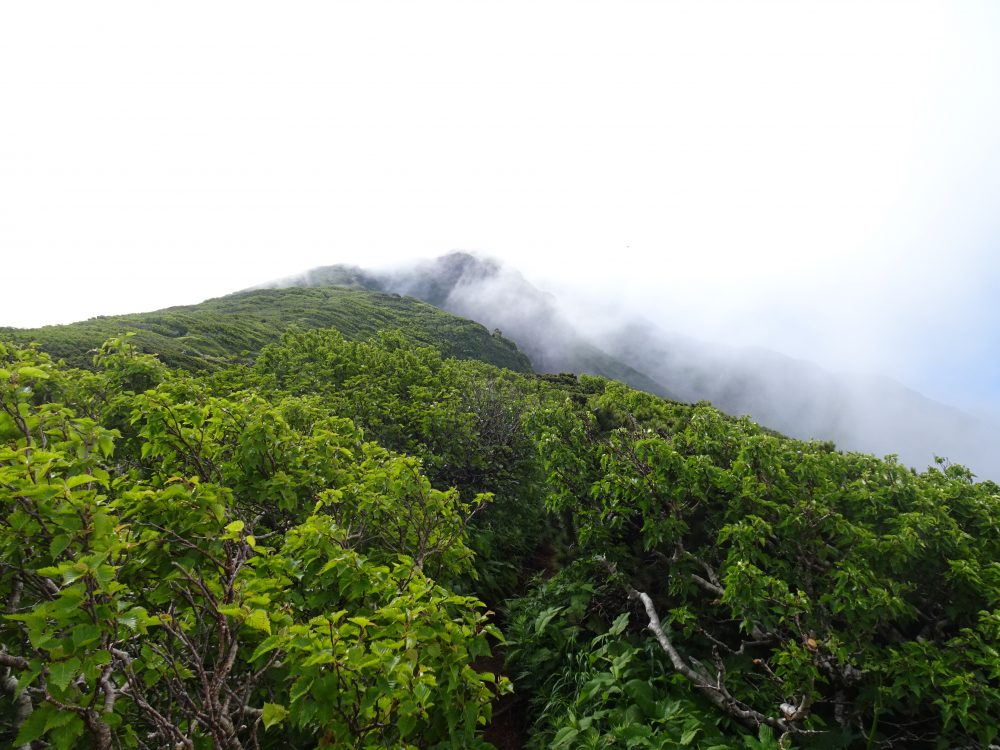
1;324;997;748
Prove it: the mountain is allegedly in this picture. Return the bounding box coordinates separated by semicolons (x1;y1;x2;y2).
265;254;673;396
0;285;532;373
264;252;1000;478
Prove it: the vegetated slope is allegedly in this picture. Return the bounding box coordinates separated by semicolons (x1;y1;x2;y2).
266;253;1000;478
597;319;1000;477
262;255;673;396
0;285;531;373
1;330;996;750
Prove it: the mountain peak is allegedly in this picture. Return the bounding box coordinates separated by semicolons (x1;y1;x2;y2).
387;252;503;308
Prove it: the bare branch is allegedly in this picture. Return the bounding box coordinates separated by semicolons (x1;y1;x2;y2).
627;586;821;738
0;651;30;670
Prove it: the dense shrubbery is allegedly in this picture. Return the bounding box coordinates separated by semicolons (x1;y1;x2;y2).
523;380;1000;748
1;327;997;749
0;338;509;749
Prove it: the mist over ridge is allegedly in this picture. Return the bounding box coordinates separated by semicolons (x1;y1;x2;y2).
263;252;1000;481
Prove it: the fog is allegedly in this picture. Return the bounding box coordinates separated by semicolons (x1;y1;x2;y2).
348;253;1000;481
3;3;1000;473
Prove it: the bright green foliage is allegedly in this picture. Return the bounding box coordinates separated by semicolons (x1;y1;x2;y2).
260;516;498;748
251;329;475;474
252;330;541;501
0;342;507;749
249;329;548;598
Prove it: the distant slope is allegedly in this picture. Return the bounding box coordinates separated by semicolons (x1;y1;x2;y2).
265;253;1000;478
0;286;532;373
599;320;1000;475
265;255;674;396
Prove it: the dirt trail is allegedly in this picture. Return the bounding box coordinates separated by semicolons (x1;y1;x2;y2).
475;652;529;750
477;540;558;749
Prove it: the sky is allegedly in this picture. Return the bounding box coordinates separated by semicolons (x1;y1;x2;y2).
2;1;1000;413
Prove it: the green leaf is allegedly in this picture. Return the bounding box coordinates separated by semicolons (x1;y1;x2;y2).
225;520;245;535
71;623;102;649
44;705;79;733
49;714;85;750
14;703;53;745
250;634;281;662
97;434;114;458
17;366;48;380
48;658;80;692
15;663;43;697
119;613;140;631
245;609;271;634
534;606;564;635
608;612;630;636
552;726;580;748
65;474;96;490
262;702;289;730
397;713;417;737
624;678;657;716
49;534;72;558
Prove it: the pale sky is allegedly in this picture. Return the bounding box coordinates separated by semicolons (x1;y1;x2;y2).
2;1;999;412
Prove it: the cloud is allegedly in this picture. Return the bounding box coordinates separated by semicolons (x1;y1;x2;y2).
356;252;1000;480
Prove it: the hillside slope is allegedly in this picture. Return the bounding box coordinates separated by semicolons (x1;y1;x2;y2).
596;319;1000;476
265;253;1000;478
264;256;673;396
0;285;532;373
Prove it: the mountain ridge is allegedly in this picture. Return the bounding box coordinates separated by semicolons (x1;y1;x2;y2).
263;252;1000;478
0;285;532;374
262;256;676;397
